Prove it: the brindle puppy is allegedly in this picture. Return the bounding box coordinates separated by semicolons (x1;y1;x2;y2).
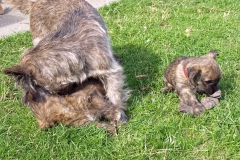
161;51;221;115
3;0;130;121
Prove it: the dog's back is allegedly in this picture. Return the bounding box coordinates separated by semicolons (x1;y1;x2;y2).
3;0;107;40
2;0;33;14
163;56;187;87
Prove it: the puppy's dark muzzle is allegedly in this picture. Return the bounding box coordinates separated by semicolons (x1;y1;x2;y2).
199;84;219;95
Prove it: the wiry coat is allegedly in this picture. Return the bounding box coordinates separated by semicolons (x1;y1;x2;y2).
3;0;130;121
24;78;121;135
161;51;221;115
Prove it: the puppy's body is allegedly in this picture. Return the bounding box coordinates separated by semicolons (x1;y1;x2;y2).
24;78;121;135
3;0;129;120
161;51;221;114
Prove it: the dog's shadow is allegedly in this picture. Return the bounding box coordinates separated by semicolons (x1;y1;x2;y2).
113;44;165;110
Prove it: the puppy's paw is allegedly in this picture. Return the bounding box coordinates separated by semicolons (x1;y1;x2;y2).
178;103;194;114
201;97;219;109
160;87;171;94
210;89;221;99
193;103;205;115
178;102;205;115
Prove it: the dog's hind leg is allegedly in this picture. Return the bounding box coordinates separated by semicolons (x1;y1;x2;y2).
160;78;174;94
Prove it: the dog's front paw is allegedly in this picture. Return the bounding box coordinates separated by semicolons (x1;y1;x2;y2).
193;103;205;115
201;97;219;109
178;102;205;115
178;102;194;114
119;109;128;124
210;89;221;98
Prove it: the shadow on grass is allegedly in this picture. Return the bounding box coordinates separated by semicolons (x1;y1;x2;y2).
113;44;165;112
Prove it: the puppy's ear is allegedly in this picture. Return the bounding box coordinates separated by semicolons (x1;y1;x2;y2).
205;50;219;59
187;65;201;86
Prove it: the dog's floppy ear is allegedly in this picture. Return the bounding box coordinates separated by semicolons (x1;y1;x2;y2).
3;65;32;77
3;65;35;90
187;65;201;86
3;65;48;103
205;50;219;59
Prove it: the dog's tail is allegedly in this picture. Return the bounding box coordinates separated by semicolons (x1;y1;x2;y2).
2;0;36;14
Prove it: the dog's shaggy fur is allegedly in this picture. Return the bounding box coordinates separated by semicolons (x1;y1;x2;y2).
3;0;130;123
24;78;120;135
161;51;221;115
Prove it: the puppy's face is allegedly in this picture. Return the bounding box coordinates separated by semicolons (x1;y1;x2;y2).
187;51;221;95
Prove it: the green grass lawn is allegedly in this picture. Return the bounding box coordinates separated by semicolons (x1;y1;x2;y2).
0;0;240;159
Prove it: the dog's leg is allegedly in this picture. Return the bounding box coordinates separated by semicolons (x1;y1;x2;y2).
105;77;128;122
160;77;174;93
101;62;129;122
176;87;205;115
89;90;124;124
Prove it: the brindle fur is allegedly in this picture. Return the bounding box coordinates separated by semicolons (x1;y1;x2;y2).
161;51;221;115
3;0;130;121
25;78;121;135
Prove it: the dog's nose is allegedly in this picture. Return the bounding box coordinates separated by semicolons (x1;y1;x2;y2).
212;85;219;93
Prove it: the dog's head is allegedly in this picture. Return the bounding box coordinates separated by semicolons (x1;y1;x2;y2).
186;51;221;95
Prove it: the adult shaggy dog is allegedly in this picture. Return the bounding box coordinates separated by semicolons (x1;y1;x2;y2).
3;0;130;123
